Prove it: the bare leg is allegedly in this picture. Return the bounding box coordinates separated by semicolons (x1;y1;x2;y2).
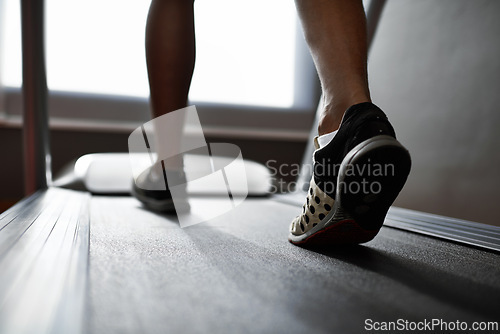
146;0;195;117
145;0;195;168
294;0;371;135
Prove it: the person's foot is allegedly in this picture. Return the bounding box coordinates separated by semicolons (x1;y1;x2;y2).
131;161;190;213
289;102;411;245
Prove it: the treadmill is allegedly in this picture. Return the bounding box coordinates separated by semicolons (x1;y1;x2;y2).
1;1;498;333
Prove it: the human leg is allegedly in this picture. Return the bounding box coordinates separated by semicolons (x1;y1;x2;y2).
295;0;370;135
132;0;195;212
146;0;195;117
289;0;411;245
146;0;195;169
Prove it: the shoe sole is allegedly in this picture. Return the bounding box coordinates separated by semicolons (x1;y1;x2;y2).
289;135;411;246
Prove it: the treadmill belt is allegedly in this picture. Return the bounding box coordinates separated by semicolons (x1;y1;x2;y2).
88;195;500;333
0;189;498;334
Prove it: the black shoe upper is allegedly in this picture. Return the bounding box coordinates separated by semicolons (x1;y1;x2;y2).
313;102;396;197
132;162;186;201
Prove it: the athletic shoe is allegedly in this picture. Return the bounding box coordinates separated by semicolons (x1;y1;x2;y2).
131;161;190;213
289;102;411;245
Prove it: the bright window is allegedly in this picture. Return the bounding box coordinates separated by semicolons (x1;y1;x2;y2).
1;0;297;108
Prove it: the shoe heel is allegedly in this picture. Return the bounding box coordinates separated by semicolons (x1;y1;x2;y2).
337;136;411;231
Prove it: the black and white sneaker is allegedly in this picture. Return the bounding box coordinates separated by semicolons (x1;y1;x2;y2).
131;161;190;213
289;102;411;245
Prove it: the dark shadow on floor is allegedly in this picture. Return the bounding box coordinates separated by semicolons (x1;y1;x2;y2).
303;243;500;320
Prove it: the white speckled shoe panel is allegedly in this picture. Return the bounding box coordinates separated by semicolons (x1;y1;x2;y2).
290;177;334;236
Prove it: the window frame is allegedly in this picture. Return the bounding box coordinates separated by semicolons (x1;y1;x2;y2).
0;15;320;142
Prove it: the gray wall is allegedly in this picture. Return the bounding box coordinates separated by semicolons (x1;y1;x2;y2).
369;0;500;225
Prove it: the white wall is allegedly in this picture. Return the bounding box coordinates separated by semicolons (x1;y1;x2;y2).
369;0;500;226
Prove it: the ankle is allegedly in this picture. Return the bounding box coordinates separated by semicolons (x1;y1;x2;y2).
318;111;342;136
317;96;371;135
